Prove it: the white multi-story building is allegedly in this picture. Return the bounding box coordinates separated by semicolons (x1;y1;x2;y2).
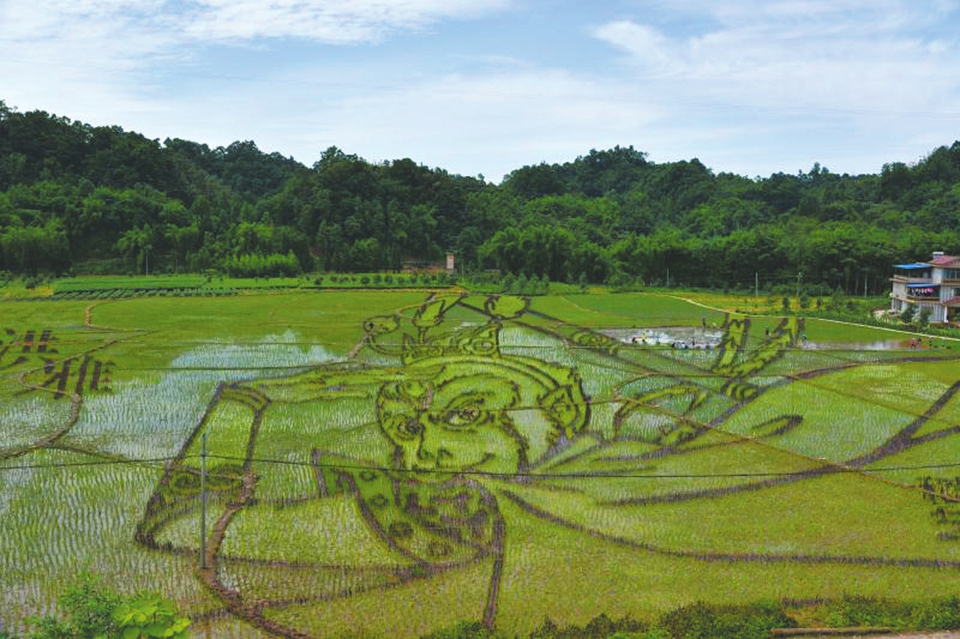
890;252;960;323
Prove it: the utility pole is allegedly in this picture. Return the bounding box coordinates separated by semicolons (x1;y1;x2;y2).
200;429;208;569
796;271;803;313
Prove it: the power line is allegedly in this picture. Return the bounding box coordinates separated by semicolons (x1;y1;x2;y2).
3;452;960;480
0;456;177;472
215;453;960;480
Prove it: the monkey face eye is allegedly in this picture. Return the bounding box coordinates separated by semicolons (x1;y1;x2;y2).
439;394;489;430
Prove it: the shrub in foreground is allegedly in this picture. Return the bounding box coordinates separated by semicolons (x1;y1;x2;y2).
820;594;960;631
530;614;648;639
17;573;190;639
419;621;498;639
658;601;796;639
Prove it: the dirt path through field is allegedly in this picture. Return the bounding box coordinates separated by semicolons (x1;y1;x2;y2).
84;300;117;329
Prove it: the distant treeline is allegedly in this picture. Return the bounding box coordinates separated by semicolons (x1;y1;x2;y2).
2;99;959;291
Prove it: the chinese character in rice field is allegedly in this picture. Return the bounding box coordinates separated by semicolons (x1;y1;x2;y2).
0;328;59;369
1;327;113;396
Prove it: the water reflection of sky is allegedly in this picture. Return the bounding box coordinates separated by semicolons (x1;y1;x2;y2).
803;340;914;350
66;331;338;459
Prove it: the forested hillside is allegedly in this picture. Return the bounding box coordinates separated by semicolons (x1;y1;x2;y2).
2;99;959;292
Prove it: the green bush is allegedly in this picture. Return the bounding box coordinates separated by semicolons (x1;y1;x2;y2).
28;574;122;638
901;302;917;323
419;597;960;639
658;601;795;639
25;573;190;639
112;594;190;639
822;594;910;629
223;251;301;277
516;274;528;294
420;621;499;639
527;613;647;639
909;596;960;630
820;594;960;631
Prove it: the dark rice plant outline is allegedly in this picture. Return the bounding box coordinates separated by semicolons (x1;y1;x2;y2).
129;295;960;638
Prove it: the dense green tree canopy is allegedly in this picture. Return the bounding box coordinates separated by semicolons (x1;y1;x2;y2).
1;100;959;288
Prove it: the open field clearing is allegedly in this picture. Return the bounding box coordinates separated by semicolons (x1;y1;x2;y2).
2;290;960;638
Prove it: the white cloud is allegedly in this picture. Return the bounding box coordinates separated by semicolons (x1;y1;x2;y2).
1;0;510;45
170;68;668;181
180;0;510;42
592;1;960;115
593;21;676;73
1;0;958;182
0;0;513;140
581;1;960;175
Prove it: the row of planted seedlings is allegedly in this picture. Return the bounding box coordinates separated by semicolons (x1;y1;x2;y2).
52;288;239;300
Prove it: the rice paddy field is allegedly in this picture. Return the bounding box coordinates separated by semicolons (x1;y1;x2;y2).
2;288;960;638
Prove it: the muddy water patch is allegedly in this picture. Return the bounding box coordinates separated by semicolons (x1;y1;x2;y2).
603;326;725;349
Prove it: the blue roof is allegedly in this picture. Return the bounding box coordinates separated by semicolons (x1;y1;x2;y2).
907;282;939;289
895;263;931;269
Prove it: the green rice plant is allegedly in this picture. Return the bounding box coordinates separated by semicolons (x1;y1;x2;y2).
263;558;495;638
541;472;954;560
865;434;960;486
530;293;717;328
54;275;205;293
222;496;405;566
717;376;917;462
4;289;960;639
518;436;817;507
0;395;75;455
0;450;210;631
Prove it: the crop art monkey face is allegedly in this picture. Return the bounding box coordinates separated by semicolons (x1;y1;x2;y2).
377;356;587;475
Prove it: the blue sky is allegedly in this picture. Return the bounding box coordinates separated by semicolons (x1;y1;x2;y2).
2;0;959;182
